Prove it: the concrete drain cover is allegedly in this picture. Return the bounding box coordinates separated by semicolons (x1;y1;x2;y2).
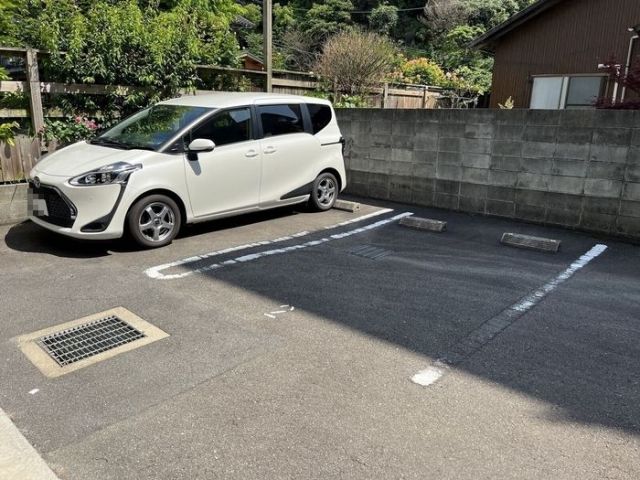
349;244;393;260
14;307;168;378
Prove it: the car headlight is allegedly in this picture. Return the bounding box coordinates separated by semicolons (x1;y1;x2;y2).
70;162;142;186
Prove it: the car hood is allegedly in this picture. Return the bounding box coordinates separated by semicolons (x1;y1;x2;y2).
33;141;156;177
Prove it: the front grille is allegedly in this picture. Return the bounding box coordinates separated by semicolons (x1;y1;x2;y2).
29;183;76;228
37;315;146;366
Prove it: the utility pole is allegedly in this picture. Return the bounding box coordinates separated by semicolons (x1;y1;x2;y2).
263;0;273;92
621;25;640;102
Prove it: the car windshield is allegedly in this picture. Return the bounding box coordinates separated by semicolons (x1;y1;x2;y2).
92;104;211;151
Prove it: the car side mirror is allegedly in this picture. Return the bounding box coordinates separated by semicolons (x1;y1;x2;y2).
188;138;215;153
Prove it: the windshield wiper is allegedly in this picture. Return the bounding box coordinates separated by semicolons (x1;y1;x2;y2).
90;138;132;150
90;138;156;151
130;145;156;151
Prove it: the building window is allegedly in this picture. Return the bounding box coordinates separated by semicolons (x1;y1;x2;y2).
530;75;605;109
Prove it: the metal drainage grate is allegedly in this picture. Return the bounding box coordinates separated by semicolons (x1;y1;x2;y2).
349;244;393;260
37;315;146;366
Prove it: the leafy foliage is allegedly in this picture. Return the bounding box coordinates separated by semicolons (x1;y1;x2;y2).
270;0;536;97
0;64;18;145
369;3;398;36
41;116;100;146
301;0;354;47
4;0;244;132
0;121;19;145
0;0;539;121
394;57;446;86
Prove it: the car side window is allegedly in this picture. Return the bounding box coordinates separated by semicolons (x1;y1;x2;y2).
307;104;332;134
258;104;304;137
190;108;252;147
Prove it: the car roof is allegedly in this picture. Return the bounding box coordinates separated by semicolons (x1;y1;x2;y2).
159;92;332;109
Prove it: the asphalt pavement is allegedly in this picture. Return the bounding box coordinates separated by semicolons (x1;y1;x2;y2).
0;196;638;479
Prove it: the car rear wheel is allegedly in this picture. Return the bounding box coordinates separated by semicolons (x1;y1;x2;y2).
309;172;338;211
127;194;181;248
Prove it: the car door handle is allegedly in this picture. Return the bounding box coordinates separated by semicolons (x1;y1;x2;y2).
245;149;259;158
263;146;277;154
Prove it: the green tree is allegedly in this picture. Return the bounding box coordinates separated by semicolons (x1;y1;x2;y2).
369;3;398;36
465;0;534;30
301;0;354;48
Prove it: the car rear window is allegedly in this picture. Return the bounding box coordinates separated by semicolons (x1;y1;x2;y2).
307;104;332;134
259;104;305;137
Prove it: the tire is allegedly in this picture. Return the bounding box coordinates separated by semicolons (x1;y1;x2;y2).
127;194;181;248
308;172;338;211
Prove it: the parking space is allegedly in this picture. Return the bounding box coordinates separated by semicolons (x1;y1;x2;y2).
1;196;639;479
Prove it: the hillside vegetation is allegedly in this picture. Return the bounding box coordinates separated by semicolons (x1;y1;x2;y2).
0;0;534;139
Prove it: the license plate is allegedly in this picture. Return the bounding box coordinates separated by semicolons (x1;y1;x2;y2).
32;198;49;216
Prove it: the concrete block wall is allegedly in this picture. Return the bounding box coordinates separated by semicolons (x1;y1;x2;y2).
337;108;640;240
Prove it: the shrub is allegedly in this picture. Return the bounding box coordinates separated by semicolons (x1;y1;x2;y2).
41;117;101;147
396;57;446;86
315;30;397;95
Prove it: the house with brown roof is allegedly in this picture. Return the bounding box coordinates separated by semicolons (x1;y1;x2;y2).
470;0;640;109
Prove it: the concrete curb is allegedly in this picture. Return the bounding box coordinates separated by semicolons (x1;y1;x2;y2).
399;216;447;232
334;199;361;212
0;408;60;480
500;232;561;253
0;184;28;225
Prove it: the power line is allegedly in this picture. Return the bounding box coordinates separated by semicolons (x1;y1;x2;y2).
288;6;425;14
273;38;435;60
351;6;425;13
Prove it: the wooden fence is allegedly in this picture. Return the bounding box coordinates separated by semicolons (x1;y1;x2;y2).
0;136;39;183
0;46;442;182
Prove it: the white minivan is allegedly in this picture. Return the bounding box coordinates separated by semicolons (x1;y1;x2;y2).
28;93;347;248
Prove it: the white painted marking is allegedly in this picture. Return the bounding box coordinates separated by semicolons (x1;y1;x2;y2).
510;243;608;313
28;389;38;395
411;364;445;386
264;313;276;319
279;304;289;308
271;310;287;314
145;209;393;280
411;244;608;387
323;208;393;229
146;210;411;280
0;407;60;479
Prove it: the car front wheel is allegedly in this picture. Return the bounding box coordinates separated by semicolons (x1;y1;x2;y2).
127;194;181;248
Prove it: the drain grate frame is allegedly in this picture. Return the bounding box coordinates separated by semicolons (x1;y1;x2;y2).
14;307;169;378
349;244;393;260
37;315;146;366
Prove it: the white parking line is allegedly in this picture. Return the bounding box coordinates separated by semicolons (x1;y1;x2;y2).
411;243;609;387
510;243;608;312
0;408;60;480
145;208;394;280
146;210;411;280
